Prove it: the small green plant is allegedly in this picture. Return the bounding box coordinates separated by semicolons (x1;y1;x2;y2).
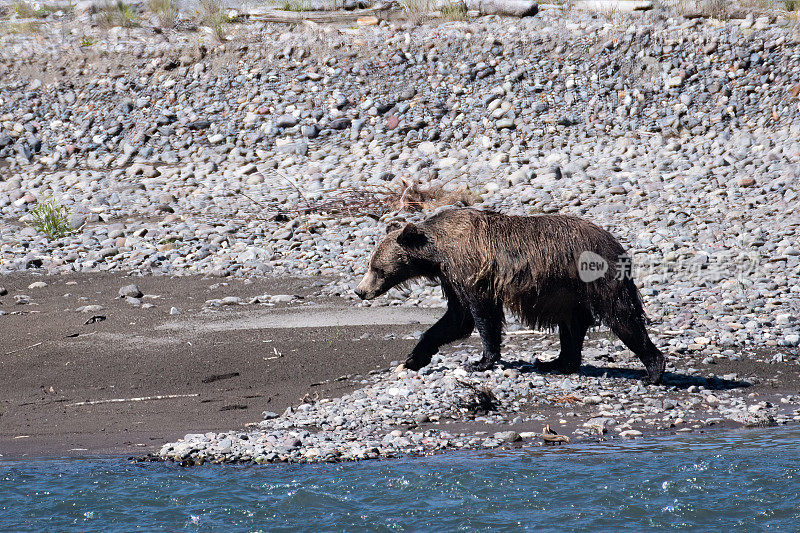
148;0;177;27
80;35;95;46
11;1;57;18
28;197;72;240
13;1;33;17
786;0;798;10
100;0;138;28
400;0;433;12
279;0;312;11
13;1;36;18
439;1;467;20
199;0;229;41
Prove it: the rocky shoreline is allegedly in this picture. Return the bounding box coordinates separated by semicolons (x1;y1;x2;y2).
1;3;799;464
153;322;800;465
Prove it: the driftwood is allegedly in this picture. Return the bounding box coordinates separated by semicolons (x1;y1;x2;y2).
247;0;542;23
465;0;538;17
571;0;653;12
436;0;539;17
542;425;571;445
246;4;391;24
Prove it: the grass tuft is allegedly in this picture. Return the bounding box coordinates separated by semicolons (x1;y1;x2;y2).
28;197;72;240
199;0;231;42
439;1;468;20
99;0;139;28
400;0;433;12
10;1;61;18
13;1;36;17
279;0;312;11
148;0;178;27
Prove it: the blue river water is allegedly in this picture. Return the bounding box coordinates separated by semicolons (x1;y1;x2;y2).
2;426;799;532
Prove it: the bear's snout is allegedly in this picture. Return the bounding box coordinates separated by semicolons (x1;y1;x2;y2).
355;273;378;300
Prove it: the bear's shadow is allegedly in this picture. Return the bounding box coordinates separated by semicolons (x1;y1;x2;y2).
500;360;751;391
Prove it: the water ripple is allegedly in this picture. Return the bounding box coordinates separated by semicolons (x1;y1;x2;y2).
2;427;800;532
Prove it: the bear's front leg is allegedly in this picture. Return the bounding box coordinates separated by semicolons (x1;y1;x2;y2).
404;299;474;371
464;300;504;372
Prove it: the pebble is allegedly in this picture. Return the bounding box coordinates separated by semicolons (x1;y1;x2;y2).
118;284;143;299
277;114;300;128
494;431;522;443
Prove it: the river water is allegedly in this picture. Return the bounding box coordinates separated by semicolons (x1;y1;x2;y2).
2;426;799;531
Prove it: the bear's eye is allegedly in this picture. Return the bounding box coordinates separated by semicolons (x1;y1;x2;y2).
373;267;385;278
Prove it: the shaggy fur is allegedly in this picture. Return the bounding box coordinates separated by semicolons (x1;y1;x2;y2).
355;208;666;384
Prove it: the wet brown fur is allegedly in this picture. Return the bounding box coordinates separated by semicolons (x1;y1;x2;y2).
428;209;643;330
355;208;665;383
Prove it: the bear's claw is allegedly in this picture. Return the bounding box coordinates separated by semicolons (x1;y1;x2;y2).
403;356;430;371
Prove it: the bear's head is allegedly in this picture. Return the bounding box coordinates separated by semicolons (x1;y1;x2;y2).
355;222;434;300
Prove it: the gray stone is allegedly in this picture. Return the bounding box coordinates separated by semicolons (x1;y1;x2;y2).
301;125;319;138
277;114;300;128
493;431;522;443
119;284;143;299
495;118;515;130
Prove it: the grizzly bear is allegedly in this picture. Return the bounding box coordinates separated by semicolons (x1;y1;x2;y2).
355;208;665;384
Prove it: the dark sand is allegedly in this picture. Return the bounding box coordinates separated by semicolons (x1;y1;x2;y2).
0;272;437;458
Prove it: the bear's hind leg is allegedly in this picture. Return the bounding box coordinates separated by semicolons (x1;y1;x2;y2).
404;299;474;371
537;311;592;375
465;299;504;372
609;318;665;385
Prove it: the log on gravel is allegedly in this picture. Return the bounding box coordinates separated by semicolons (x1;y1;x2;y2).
245;4;391;24
465;0;539;17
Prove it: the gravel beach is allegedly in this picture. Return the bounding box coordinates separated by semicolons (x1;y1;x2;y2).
1;1;799;463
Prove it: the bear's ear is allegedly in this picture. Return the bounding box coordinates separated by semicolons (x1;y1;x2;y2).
397;223;428;249
385;221;403;234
